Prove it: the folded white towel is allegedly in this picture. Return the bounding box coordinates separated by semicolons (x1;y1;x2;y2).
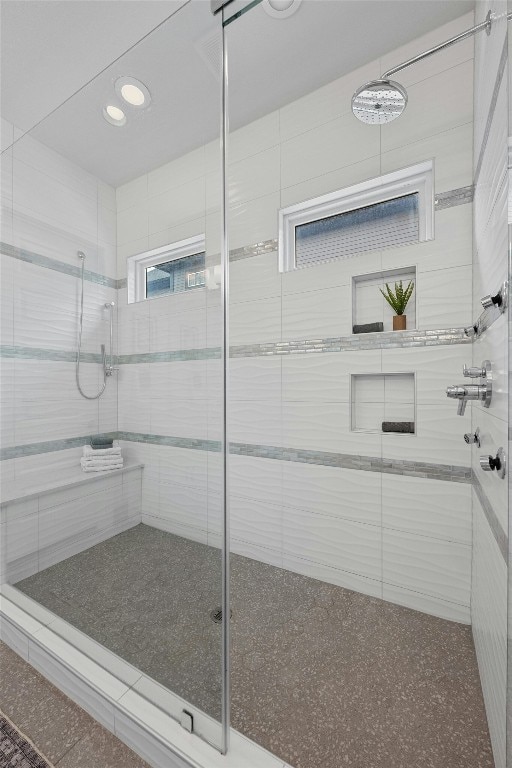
81;457;124;468
81;462;124;473
83;445;121;457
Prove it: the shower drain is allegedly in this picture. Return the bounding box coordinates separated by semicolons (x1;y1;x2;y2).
209;607;232;624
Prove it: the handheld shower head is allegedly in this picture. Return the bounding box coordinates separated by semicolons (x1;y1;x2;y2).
351;79;407;125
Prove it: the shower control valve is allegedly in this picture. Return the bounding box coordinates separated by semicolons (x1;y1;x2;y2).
479;448;506;479
446;384;491;416
464;428;480;447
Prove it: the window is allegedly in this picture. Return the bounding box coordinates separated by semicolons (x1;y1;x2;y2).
186;269;206;289
127;234;206;303
279;161;433;273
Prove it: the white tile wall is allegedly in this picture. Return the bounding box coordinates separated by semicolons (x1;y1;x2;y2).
0;467;142;582
382;527;471;607
472;491;507;768
2;128;118;488
1;14;478;628
471;2;508;765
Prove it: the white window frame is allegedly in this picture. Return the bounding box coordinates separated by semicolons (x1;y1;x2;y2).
127;234;206;303
278;160;434;273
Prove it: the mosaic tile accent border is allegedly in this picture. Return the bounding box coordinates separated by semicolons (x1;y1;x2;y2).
0;242;120;289
229;239;278;263
474;474;508;562
0;327;471;366
117;431;220;452
0;345;102;363
434;185;474;211
230;442;472;483
230;328;471;357
2;430;471;485
117;348;220;365
0;433;117;461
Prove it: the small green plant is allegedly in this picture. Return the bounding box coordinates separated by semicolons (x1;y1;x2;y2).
379;280;414;316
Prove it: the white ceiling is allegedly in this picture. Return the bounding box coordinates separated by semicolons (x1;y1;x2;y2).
0;0;188;132
2;0;476;187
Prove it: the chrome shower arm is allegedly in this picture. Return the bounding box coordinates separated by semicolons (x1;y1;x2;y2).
104;301;117;376
381;11;495;80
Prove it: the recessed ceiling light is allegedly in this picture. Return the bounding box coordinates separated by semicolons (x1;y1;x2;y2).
263;0;301;18
103;105;126;126
115;77;151;108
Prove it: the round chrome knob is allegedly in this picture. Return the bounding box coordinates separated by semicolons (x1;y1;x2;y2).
479;455;493;471
479;448;507;478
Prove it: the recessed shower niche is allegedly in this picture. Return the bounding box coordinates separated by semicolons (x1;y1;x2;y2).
352;266;416;333
350;372;416;433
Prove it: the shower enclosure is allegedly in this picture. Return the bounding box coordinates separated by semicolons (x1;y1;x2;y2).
0;1;510;767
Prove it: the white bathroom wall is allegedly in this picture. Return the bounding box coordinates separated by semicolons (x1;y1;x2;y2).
0;466;142;584
115;136;222;546
116;12;475;623
470;2;509;767
0;120;118;496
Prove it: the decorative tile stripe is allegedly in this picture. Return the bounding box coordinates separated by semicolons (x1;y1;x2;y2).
0;242;120;289
117;277;128;289
117;431;220;452
2;431;471;485
0;344;102;363
230;328;471;358
473;474;508;561
0;433;117;461
434;185;474;211
117;348;220;365
474;33;508;187
230;443;472;483
229;239;278;263
1;328;471;367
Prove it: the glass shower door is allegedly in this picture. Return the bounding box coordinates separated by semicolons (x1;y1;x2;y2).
1;0;229;753
224;2;508;767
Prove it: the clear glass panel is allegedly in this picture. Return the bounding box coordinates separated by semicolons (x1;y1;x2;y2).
1;0;226;752
225;1;508;766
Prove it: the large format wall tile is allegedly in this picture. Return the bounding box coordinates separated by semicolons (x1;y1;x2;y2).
282;506;382;582
472;491;507;768
382;474;471;545
282;462;381;526
383;527;471;607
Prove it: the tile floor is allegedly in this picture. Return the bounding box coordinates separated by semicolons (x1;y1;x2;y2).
15;523;494;768
0;641;150;767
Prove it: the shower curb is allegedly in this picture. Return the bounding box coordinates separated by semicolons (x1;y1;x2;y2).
0;592;287;768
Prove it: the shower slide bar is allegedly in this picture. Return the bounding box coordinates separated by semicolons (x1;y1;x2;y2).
76;251;117;400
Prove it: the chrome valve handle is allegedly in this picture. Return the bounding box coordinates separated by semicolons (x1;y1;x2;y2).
479;448;506;479
463;364;485;378
446;384;490;416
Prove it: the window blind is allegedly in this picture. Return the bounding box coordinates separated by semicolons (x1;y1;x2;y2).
294;193;419;268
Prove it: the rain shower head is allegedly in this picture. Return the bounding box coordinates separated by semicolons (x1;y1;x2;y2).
351;11;500;125
351;79;407;125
